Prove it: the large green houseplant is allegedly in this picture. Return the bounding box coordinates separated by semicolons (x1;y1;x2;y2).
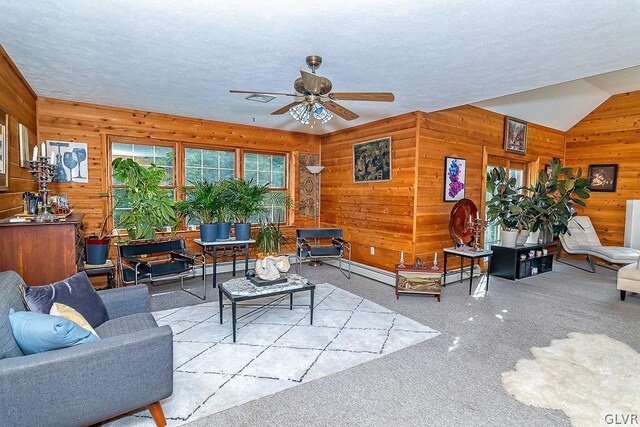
175;180;225;242
486;167;528;246
227;178;269;241
111;158;178;240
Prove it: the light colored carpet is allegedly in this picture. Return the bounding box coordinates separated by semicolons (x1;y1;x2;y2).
502;332;640;427
106;283;439;426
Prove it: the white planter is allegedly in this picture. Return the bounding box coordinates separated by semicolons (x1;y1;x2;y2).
516;230;530;246
501;229;519;247
526;230;541;245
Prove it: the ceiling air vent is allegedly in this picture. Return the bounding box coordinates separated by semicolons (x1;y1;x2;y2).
245;94;276;103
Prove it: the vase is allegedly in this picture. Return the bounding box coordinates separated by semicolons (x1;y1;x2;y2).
234;223;251;241
501;229;518;247
199;223;218;242
85;236;110;265
216;222;231;240
526;230;541;245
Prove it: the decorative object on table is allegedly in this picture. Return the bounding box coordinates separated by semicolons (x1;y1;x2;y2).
414;257;426;269
50;194;71;215
587;164;618;192
111;158;178;240
305;165;325;228
399;250;406;268
431;252;439;270
444;157;466;201
448;198;479;247
46;140;89;183
0;108;8;191
18;123;31;169
353;136;391;183
227;178;269;241
467;217;487;252
299;153;320;217
504;116;527;154
27;143;58;222
255;255;291;281
176;179;227;242
395;265;444;301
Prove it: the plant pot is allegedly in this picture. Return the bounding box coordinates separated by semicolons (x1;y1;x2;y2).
234;222;251;241
541;229;554;244
501;229;518;247
216;222;231;241
85;236;111;265
516;230;530;246
200;223;218;242
526;230;541;245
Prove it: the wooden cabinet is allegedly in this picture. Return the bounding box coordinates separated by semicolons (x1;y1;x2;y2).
489;242;556;280
0;213;85;285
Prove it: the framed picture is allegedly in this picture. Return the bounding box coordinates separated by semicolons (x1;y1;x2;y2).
0;108;8;191
588;164;618;192
46;140;89;183
504;116;527;154
353;137;391;183
18;123;30;169
444;156;466;201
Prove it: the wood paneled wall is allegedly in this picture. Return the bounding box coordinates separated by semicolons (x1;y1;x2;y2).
320;113;418;271
0;45;37;218
37;97;319;253
565;91;640;246
415;106;565;263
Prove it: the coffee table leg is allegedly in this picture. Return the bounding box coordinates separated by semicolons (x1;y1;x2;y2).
232;301;237;343
219;287;223;324
469;258;474;295
310;289;314;325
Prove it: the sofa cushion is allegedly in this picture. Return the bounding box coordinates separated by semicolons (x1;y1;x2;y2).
8;309;99;355
50;302;98;337
0;271;27;359
22;272;109;329
95;312;158;339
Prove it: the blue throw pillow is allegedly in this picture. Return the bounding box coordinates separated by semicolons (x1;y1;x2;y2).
21;271;109;328
8;309;99;355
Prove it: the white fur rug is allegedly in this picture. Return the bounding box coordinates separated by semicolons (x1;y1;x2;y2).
502;333;640;427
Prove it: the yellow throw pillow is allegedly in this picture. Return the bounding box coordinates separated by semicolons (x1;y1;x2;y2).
49;302;99;337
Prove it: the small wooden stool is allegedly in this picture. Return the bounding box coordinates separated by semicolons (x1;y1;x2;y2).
81;260;116;289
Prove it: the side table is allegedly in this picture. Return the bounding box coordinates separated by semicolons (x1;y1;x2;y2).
395;265;444;301
443;247;493;295
81;260;116;289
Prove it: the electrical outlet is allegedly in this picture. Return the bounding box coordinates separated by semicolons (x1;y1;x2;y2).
370;246;375;255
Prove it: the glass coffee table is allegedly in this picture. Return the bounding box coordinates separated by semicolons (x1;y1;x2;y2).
219;274;315;342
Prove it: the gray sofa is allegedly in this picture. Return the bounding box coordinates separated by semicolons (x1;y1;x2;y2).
0;270;173;427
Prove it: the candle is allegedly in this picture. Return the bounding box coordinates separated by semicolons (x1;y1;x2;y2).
40;142;46;157
32;146;38;161
400;251;404;263
50;151;55;164
434;252;438;264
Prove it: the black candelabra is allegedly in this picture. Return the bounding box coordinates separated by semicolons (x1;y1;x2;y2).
28;156;57;222
467;217;487;252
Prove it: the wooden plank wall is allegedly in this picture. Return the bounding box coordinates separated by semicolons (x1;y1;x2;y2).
0;45;37;218
36;97;318;254
320;113;418;270
415;106;565;264
565;91;640;246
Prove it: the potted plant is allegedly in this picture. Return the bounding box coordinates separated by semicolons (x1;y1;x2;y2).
486;167;524;247
254;220;286;258
213;180;233;241
227;178;269;241
111;158;178;241
85;198;117;265
175;180;223;242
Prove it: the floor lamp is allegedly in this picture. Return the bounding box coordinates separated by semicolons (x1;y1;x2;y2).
306;165;324;266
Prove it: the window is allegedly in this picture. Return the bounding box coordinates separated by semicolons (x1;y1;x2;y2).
185;148;234;185
111;142;175;227
244;152;287;222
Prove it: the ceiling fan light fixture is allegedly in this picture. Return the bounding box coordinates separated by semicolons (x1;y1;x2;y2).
289;102;311;125
312;102;333;124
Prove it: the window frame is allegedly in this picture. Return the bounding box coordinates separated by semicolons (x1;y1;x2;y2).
241;150;290;224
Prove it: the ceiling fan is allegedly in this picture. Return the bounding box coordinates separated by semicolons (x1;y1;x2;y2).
230;55;395;125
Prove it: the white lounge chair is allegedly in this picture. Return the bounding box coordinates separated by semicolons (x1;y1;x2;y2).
559;216;640;272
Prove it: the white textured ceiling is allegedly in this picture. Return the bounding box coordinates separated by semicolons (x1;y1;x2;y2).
1;1;640;134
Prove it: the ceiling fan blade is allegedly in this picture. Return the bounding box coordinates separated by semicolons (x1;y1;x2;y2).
271;101;302;115
300;70;324;94
230;90;299;97
329;92;395;102
322;100;359;121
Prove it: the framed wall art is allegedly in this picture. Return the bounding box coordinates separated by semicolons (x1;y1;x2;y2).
353;137;391;183
0;108;8;191
444;156;466;201
588;164;618;192
504;116;527;154
46;140;89;183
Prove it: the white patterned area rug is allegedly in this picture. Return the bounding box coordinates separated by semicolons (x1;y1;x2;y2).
107;283;439;426
502;333;640;427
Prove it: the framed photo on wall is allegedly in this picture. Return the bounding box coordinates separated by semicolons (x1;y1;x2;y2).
504;116;527;154
588;164;618;192
444;156;466;201
0;108;8;191
353;137;391;183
